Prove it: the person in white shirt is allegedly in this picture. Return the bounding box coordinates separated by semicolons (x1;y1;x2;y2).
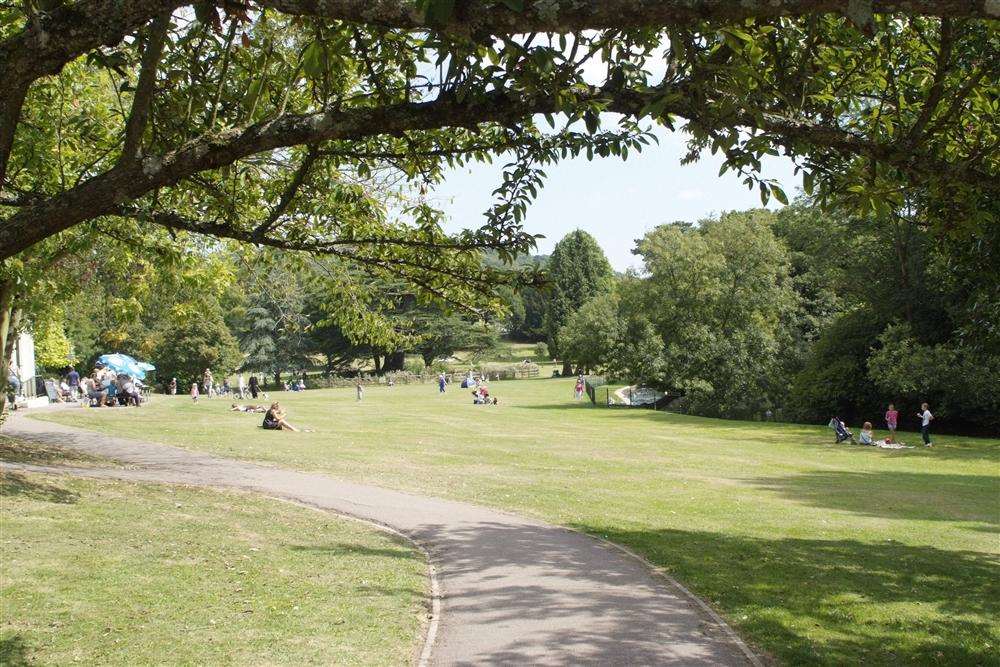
237;373;246;399
917;402;934;447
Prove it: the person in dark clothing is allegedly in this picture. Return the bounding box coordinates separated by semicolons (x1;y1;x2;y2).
262;402;298;431
65;366;80;399
248;375;260;398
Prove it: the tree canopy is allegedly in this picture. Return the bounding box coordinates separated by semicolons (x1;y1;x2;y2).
543;229;613;372
3;1;997;259
3;0;998;408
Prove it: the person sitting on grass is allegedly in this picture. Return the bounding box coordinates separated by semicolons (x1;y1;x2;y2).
83;376;106;407
859;421;875;445
103;377;119;406
262;402;299;431
120;375;141;406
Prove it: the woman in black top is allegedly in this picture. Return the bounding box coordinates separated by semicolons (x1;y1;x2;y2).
262;402;299;431
248;375;260;398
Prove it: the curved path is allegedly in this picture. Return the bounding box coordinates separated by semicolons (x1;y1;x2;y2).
3;411;758;666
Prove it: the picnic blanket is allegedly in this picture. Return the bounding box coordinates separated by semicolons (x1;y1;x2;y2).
874;440;913;449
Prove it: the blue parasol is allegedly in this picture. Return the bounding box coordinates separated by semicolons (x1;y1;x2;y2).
97;353;152;379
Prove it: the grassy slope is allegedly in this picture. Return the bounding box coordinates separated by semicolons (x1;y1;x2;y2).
1;470;426;666
37;378;1000;665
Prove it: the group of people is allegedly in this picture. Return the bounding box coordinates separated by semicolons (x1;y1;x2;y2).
167;370;265;401
70;364;144;407
830;402;935;448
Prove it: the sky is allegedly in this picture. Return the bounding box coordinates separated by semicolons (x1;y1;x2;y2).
430;128;802;272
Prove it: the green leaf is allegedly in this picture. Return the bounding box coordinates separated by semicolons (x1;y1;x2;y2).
771;184;788;205
416;0;456;23
499;0;524;10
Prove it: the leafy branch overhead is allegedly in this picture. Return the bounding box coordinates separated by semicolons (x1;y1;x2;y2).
0;0;997;312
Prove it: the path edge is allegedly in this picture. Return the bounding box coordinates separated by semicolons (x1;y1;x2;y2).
5;412;764;665
265;495;442;667
0;460;442;667
585;532;767;666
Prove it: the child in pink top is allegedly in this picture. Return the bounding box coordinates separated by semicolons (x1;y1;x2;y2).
885;403;898;440
190;382;200;402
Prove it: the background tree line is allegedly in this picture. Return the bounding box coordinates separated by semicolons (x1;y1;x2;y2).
29;241;507;390
550;203;999;434
24;195;999;434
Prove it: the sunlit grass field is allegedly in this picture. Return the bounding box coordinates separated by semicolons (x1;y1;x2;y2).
37;377;1000;665
0;468;426;666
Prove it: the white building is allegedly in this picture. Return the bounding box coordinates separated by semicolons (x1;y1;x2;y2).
10;331;38;398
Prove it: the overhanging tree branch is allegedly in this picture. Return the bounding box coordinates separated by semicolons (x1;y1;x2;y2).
121;12;172;162
2;0;996;122
3;82;993;258
252;147;319;240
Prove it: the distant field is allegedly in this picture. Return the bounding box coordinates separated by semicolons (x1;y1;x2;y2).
38;378;1000;665
0;469;425;665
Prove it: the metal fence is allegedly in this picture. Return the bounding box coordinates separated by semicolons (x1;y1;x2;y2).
584;376;671;409
303;366;540;389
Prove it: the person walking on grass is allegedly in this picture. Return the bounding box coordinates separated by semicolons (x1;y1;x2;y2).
438;373;447;393
885;403;899;441
356;379;364;401
190;382;199;402
203;368;214;398
574;377;585;400
248;374;260;399
917;402;934;447
237;372;246;399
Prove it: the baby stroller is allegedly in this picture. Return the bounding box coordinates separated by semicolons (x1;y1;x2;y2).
828;417;854;444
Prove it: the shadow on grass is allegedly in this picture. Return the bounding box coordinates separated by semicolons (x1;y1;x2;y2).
288;543;420;560
0;635;33;666
751;471;1000;527
512;406;1000;459
0;471;79;504
0;435;108;467
579;526;999;666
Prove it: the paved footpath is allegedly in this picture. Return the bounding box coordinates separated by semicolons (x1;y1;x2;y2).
3;411;758;666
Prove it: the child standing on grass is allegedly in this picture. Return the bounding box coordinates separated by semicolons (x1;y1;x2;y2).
918;402;934;447
190;382;199;402
356;379;364;401
885;403;899;441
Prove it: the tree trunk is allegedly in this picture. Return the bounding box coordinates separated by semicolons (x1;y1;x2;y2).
273;369;281;387
562;360;572;376
0;281;14;413
421;351;435;367
372;354;382;375
383;350;405;373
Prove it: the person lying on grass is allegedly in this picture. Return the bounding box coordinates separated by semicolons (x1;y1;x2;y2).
231;403;267;413
262;402;299;431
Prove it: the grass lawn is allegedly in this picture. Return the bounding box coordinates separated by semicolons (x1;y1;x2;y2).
36;378;1000;665
0;466;426;665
